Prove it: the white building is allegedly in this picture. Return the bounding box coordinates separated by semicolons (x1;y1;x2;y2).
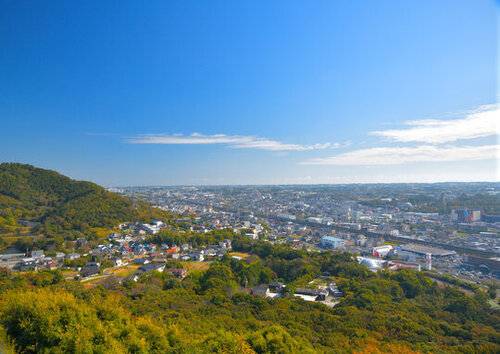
320;236;345;249
372;245;393;258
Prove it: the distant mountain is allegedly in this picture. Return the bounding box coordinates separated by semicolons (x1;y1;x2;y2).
0;163;139;234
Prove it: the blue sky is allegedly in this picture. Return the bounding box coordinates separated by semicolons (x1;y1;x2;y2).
0;1;498;186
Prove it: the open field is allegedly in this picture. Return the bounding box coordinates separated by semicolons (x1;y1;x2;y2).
228;252;251;260
90;227;119;238
80;275;108;285
61;270;78;278
107;264;139;277
181;261;210;272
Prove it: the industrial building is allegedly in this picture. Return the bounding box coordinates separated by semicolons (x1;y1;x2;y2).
372;245;393;258
320;236;345;249
401;244;456;257
463;255;500;275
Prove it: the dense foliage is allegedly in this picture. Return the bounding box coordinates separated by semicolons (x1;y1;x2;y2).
0;163;172;238
0;238;498;353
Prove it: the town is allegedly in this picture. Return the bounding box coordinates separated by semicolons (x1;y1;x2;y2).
1;183;498;305
122;183;499;283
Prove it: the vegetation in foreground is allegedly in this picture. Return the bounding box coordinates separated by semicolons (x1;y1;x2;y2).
0;236;498;353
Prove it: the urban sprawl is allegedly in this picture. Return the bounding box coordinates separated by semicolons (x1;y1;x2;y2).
1;183;498;304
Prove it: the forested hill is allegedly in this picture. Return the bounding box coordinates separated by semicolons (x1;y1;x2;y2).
0;163;140;234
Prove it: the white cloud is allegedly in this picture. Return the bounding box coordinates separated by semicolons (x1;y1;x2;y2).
128;133;333;151
370;104;500;144
300;144;499;165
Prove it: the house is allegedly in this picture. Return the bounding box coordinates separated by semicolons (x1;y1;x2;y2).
166;247;180;254
137;263;165;275
134;258;150;265
80;264;99;277
31;250;44;259
190;251;204;262
165;268;187;279
328;282;343;297
141;224;160;234
108;233;120;239
268;281;285;293
390;261;421;272
151;219;164;227
294;288;322;302
65;253;81;261
205;248;217;257
245;233;258;240
46;262;59;270
219;240;232;249
216;250;227;258
120;250;132;258
111;257;123;267
17;258;39;272
294;288;320;296
252;286;270;298
123;274;139;282
316;289;329;301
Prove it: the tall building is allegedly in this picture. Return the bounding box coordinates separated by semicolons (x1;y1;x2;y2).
425;253;432;271
450;209;481;223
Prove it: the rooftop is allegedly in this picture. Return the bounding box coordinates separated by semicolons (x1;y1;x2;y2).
321;236;344;242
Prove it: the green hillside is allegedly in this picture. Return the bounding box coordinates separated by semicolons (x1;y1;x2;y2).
0;163;139;235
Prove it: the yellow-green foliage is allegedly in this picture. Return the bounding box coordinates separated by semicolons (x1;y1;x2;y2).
0;239;499;353
0;163;139;235
0;288;171;353
135;201;175;223
0;164;175;239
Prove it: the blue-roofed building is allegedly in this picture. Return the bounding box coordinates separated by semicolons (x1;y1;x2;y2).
321;236;345;250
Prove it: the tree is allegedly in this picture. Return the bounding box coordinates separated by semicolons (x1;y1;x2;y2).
246;326;315;353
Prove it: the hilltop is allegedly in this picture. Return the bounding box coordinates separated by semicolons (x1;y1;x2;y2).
0;163;164;236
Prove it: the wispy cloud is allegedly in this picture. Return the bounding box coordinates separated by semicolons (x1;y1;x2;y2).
127;133;335;151
370;104;500;144
300;144;499;165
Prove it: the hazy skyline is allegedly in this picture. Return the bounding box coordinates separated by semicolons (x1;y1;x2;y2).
1;1;498;186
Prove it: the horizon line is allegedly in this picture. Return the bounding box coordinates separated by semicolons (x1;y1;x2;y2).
109;180;500;189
